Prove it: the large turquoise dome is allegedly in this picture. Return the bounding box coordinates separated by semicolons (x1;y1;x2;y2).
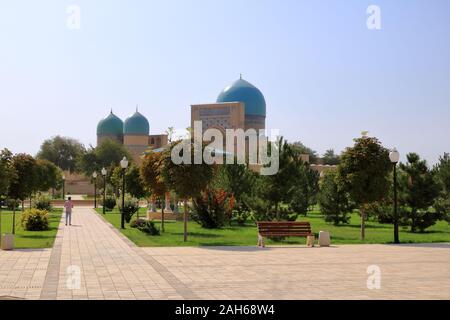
217;78;266;116
124;110;149;135
97;111;124;136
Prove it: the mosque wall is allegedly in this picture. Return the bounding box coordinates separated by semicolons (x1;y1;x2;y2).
97;134;123;146
123;135;148;146
191;102;245;134
148;134;168;149
244;114;266;132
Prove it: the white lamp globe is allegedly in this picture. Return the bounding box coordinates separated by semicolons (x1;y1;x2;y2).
389;148;400;163
120;157;129;169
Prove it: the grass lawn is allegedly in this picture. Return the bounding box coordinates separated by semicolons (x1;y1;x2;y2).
96;208;450;247
0;209;63;249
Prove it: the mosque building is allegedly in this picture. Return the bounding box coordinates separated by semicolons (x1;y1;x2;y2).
96;108;168;165
191;75;266;134
65;76;333;196
95;76;267;166
94;76;334;168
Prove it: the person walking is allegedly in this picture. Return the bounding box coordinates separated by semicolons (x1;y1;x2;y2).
64;196;74;226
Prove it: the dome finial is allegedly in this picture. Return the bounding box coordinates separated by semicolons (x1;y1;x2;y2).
136;104;138;113
240;73;242;80
110;107;113;114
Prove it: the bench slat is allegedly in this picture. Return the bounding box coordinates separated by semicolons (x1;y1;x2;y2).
256;221;313;247
258;229;311;233
257;221;312;237
257;222;310;225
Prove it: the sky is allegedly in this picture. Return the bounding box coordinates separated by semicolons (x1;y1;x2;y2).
0;0;449;165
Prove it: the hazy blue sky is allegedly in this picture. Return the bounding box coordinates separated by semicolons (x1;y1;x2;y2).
0;0;449;164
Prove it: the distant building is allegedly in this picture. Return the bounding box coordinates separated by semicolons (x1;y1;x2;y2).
96;108;168;165
191;76;266;135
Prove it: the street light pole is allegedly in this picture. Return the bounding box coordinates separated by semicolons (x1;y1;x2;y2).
389;148;400;244
120;157;129;229
393;163;399;243
101;167;107;215
92;171;98;209
62;174;66;200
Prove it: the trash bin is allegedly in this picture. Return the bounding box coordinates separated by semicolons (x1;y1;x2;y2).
319;231;331;247
1;233;14;250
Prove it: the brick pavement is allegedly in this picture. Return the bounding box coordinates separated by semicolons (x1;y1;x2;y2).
1;207;449;300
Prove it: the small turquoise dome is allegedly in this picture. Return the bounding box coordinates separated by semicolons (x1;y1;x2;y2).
124;110;149;135
217;78;266;116
97;111;124;136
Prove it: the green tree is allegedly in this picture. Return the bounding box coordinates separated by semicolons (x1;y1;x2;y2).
0;149;15;197
140;151;168;230
0;149;16;238
247;138;307;222
433;153;450;222
259;138;301;220
288;163;310;217
434;153;450;193
35;159;62;193
111;165;146;199
214;163;255;203
306;168;320;210
290;141;318;164
79;139;131;177
337;135;391;240
213;162;257;224
162;140;214;241
322;149;340;165
125;165;147;200
318;170;354;225
399;153;441;232
37;136;85;172
8;154;38;234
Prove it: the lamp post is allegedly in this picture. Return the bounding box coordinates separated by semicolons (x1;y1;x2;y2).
389;148;400;244
101;167;107;215
62;174;66;200
92;171;98;209
120;157;129;229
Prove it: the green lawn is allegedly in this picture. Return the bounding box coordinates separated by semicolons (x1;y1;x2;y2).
96;208;450;247
0;209;63;248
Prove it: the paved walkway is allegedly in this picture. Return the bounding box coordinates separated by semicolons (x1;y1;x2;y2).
1;207;449;300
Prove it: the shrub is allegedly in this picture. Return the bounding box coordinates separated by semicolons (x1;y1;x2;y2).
434;197;450;223
247;195;298;223
232;203;252;226
21;209;50;231
191;189;231;228
401;209;444;233
130;218;146;229
33;195;53;211
101;195;116;211
117;195;140;223
137;220;160;235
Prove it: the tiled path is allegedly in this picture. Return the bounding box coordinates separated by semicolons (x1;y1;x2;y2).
1;207;449;300
40;208;185;300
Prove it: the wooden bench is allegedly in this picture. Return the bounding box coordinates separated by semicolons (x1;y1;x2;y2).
256;221;312;247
